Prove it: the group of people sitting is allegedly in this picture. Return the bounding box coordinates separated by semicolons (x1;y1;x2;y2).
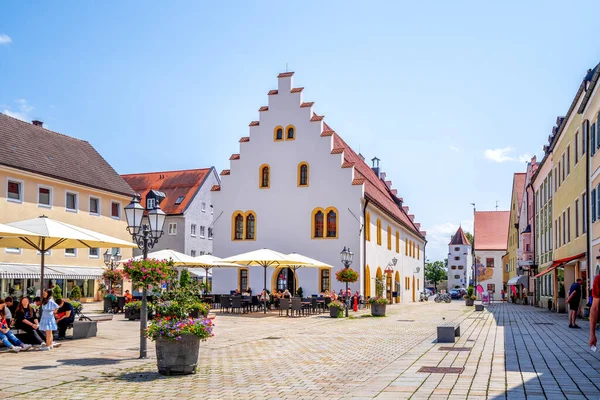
323;289;361;301
0;288;75;353
105;289;133;313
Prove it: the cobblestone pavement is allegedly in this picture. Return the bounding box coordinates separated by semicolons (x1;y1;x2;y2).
1;302;599;399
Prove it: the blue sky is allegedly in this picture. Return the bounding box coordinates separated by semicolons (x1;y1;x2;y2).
2;1;600;262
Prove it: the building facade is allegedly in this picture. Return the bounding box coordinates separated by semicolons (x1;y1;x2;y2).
474;211;509;301
0;114;134;300
447;227;472;289
211;72;426;301
517;158;538;300
504;173;526;292
122;168;220;258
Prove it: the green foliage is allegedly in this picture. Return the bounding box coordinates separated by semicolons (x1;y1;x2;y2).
124;300;144;312
558;283;565;298
146;316;214;341
465;231;474;248
425;261;447;290
328;300;346;316
71;300;82;313
70;285;82;301
466;285;474;297
375;277;385;297
367;296;390;305
122;258;176;289
296;286;303;298
102;269;123;285
52;284;63;301
179;268;192;288
336;268;359;283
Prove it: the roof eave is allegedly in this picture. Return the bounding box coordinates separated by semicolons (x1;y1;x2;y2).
365;194;425;240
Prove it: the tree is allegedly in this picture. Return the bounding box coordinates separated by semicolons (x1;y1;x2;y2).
179;268;192;288
465;231;474;248
425;261;447;291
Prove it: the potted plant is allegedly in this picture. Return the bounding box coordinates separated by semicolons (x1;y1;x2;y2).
296;286;303;298
53;284;63;301
328;300;345;318
557;284;566;313
124;300;143;320
463;286;476;306
71;300;82;316
103;269;124;293
148;287;214;375
368;296;390;316
70;285;82;302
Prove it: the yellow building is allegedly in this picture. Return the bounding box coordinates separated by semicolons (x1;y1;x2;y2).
0;114;134;301
504;173;526;291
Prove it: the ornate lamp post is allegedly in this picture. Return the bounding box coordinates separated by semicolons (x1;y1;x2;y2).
103;249;122;293
124;194;166;359
340;246;354;317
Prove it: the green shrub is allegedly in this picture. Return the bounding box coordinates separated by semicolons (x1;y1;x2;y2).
179;268;192;288
70;285;82;301
296;286;303;298
52;284;63;301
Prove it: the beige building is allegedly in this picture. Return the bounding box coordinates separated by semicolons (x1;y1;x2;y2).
0;114;134;301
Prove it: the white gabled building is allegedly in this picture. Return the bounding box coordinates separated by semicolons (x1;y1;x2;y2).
447;227;472;289
211;72;426;302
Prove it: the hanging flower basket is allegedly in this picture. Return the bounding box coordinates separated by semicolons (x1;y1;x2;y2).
122;258;176;289
336;268;359;283
102;269;123;286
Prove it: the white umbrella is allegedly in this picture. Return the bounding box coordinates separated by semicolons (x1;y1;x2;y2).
286;252;334;295
193;255;241;293
124;249;200;266
0;222;41;239
222;248;310;313
3;216;136;292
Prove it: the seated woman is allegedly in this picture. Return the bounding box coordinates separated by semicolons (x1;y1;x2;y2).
323;290;331;298
0;299;31;352
283;289;291;299
14;297;46;346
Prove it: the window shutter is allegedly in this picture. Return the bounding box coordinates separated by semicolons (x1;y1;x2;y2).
597;184;600;224
592;124;597;156
592;189;597;223
597;114;600;149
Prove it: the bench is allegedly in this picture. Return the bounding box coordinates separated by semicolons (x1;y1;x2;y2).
475;304;484;311
68;320;97;339
437;322;460;343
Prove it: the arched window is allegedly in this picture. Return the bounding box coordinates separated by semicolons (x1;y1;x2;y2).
233;213;244;240
326;210;337;237
298;162;309;186
286;125;295;140
274;126;283;141
314;210;324;238
387;225;392;250
377;219;382;245
245;213;256;240
365;212;371;241
259;164;270;188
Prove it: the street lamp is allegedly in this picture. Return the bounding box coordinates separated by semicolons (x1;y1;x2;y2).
124;194;166;359
103;249;122;293
340;246;354;317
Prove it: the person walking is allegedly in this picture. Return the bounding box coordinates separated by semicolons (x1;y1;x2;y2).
39;289;59;349
567;278;583;329
589;274;600;348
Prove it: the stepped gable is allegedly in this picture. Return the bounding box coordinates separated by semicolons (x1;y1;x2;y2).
449;226;471;246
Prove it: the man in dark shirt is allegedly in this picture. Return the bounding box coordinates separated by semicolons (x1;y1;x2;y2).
55;299;75;340
567;278;583;329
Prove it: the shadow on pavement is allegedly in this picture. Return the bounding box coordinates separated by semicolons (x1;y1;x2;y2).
56;358;123;367
22;365;57;370
118;371;171;382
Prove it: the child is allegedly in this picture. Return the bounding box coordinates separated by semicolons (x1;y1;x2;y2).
0;299;31;352
39;289;60;350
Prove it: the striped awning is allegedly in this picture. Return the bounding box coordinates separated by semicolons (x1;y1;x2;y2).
0;263;104;280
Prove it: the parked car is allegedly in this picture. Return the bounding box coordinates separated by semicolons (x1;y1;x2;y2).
426;287;436;295
450;289;462;299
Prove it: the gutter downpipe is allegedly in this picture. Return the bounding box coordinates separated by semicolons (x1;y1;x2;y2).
363;197;370;299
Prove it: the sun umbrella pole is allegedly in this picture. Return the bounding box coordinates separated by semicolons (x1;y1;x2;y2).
263;265;267;314
204;267;210;294
40;237;45;295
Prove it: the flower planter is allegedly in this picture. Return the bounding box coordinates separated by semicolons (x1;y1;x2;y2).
125;309;141;320
465;298;474;306
330;307;341;318
371;304;386;317
557;298;566;313
155;334;200;376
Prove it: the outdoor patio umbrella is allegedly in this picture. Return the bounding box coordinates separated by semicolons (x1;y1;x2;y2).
222;248;310;313
0;222;42;239
193;254;241;293
286;252;334;296
124;249;201;266
3;216;136;293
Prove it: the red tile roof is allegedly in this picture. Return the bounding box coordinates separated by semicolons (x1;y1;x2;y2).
449;226;471;246
220;170;231;176
331;130;423;238
311;114;325;122
122;168;212;215
341;161;354;168
321;130;335;137
0;113;133;196
230;154;240;160
301;102;314;108
331;148;344;154
239;137;250;143
278;72;294;78
474;211;510;251
211;185;221;192
513;173;526;214
291;87;304;93
249;121;259;126
268;90;278;95
258;106;269;112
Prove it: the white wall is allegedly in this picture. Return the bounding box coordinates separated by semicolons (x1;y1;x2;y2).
447;243;472;289
474;250;504;301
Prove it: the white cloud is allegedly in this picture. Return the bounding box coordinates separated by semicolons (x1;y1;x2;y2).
2;99;34;122
449;146;460;152
425;220;474;262
0;34;12;45
518;153;531;163
484;147;515;163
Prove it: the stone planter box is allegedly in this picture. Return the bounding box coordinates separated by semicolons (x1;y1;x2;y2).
475;304;484;311
371;304;386;317
330;307;342;318
465;299;474;306
557;298;567;313
125;309;141;320
155;334;200;375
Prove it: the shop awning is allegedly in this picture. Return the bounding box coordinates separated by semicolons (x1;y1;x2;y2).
0;263;104;280
507;275;529;287
533;252;586;278
46;266;105;280
0;263;64;279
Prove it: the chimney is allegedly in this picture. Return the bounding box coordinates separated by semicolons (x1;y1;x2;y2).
32;120;43;127
380;172;386;181
358;153;365;161
371;156;380;178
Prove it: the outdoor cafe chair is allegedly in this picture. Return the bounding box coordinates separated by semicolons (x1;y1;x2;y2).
221;295;231;313
291;298;304;317
279;298;290;317
231;297;243;314
310;298;319;314
251;296;260;312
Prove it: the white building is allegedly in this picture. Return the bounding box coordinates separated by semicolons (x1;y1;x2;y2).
211;72;426;302
473;211;509;301
447;227;472;289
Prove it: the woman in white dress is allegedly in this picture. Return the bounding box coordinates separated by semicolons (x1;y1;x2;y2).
39;289;59;349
